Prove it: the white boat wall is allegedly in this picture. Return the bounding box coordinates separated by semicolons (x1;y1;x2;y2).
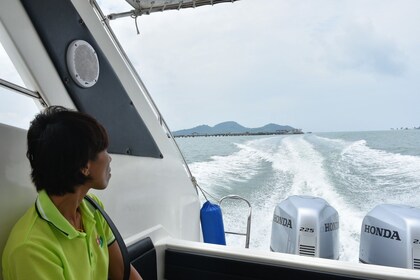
0;0;419;279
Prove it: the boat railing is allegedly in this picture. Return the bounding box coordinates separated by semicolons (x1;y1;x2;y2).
219;195;252;249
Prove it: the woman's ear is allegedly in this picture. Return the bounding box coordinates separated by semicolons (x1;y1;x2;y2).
81;163;91;176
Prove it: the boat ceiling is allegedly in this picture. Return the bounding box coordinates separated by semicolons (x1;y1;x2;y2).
124;0;239;16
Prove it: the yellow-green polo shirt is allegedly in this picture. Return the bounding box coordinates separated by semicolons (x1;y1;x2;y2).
2;190;115;280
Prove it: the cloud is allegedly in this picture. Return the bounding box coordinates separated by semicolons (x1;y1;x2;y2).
315;19;406;76
108;0;418;131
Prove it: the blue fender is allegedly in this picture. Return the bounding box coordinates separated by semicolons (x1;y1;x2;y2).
200;201;226;245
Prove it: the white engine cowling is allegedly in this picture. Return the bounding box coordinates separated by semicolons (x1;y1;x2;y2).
359;204;420;269
270;195;339;260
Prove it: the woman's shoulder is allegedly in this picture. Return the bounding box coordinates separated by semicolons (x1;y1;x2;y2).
7;206;39;240
3;206;51;258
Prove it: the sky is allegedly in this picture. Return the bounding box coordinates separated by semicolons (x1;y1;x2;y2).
1;0;420;132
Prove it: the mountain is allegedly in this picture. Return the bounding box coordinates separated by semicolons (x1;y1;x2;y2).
172;121;297;136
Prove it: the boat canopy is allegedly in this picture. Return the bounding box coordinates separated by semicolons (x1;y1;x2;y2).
108;0;239;19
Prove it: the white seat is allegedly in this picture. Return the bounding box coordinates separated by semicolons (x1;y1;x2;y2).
0;123;37;279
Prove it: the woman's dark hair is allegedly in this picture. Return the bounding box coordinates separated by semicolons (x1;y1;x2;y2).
26;106;109;195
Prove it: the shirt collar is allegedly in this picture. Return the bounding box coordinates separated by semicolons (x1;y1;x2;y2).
35;190;90;239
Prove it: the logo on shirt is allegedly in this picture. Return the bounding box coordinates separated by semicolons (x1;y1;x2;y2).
97;235;104;248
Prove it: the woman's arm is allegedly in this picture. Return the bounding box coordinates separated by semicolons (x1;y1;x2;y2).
108;241;143;280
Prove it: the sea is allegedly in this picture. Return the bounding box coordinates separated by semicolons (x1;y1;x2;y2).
175;129;420;263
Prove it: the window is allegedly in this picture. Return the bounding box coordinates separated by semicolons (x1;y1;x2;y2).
0;43;40;129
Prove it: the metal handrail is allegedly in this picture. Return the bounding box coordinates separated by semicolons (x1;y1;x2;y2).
219;195;252;248
0;78;47;107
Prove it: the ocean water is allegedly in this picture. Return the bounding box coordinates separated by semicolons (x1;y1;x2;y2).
175;129;420;262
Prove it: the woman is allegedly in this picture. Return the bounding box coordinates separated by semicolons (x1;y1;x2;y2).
2;106;142;279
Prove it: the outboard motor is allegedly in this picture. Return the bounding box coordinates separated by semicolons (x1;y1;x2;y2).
270;195;339;259
359;204;420;269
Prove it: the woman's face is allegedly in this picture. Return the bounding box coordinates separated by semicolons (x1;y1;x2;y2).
86;150;112;190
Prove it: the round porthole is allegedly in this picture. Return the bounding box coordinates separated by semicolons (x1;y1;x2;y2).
66;40;99;88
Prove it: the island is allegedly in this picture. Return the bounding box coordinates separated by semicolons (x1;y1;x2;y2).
172;121;303;138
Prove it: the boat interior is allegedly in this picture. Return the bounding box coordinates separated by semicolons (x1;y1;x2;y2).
1;0;419;279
